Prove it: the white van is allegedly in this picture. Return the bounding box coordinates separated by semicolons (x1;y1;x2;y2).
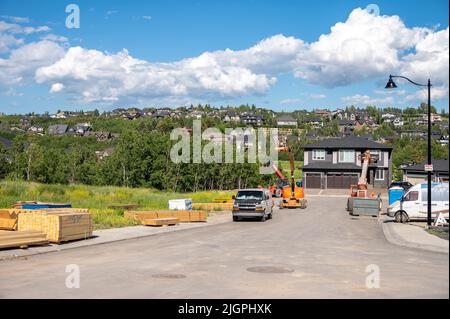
387;182;449;223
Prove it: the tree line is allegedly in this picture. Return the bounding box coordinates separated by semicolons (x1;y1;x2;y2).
0;125;275;192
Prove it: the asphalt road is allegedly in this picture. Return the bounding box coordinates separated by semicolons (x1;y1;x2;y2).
0;197;448;298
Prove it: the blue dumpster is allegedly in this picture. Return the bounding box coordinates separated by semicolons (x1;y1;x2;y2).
388;186;404;206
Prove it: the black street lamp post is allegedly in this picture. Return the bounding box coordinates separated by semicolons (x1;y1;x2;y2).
385;75;433;226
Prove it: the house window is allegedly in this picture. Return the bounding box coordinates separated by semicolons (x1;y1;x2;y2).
339;150;355;163
312;149;326;160
375;169;385;181
370;150;381;163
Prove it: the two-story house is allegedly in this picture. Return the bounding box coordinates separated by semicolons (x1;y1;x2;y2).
302;136;393;189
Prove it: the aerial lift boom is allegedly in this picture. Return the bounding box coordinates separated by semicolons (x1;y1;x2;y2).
273;146;307;209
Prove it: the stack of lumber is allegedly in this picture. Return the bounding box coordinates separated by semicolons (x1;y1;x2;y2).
0;209;41;230
141;218;179;227
125;210;208;223
192;202;234;211
0;230;48;249
18;211;93;243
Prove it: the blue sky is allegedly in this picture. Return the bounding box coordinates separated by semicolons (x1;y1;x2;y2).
0;0;448;114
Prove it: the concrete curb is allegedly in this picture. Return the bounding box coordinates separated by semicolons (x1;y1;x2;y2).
381;220;449;254
0;214;232;261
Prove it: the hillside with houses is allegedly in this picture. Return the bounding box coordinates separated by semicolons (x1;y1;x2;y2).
0;103;448;190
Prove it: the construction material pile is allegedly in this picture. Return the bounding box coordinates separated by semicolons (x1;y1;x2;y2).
0;209;35;230
125;210;208;226
0;230;48;249
18;211;93;243
0;202;93;249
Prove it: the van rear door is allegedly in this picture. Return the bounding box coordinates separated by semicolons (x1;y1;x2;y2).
421;183;450;218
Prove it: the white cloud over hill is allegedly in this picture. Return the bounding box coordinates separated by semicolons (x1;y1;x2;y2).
0;8;448;105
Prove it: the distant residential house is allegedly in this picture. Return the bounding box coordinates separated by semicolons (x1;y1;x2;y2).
438;134;449;146
122;112;142;120
303;135;393;189
74;123;92;136
415;117;428;126
50;112;67;119
188;111;204;119
223;111;241;123
401;129;426;139
393;118;404;127
48;124;69;135
241;113;263;126
314;109;332;119
338;119;355;133
28;125;44;135
152;110;171;119
402;159;449;184
304;118;323;128
428;113;443;124
276;115;297;127
305;131;319;140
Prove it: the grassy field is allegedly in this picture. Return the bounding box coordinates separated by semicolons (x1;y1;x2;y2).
0;181;234;230
279;161;303;180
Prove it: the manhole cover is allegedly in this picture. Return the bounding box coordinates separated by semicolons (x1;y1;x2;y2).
246;266;294;274
151;273;186;279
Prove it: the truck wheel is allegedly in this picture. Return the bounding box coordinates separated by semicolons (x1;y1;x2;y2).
233;216;239;222
260;215;266;222
395;211;408;223
268;213;273;220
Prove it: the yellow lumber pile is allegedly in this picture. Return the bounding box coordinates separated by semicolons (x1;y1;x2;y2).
192;202;233;211
125;210;208;223
142;218;179;227
0;209;44;231
0;230;48;249
18;211;93;243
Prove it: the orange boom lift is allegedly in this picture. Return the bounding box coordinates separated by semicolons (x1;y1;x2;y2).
268;147;307;209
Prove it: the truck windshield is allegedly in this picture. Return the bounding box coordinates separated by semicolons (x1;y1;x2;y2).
236;191;263;200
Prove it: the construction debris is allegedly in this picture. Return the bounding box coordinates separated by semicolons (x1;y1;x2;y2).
142;218;179;227
0;230;48;249
125;210;208;223
18;211;93;243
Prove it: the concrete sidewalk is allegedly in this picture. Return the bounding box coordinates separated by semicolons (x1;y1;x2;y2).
381;216;449;254
0;212;232;261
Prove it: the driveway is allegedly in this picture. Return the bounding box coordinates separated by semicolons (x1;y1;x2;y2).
0;197;448;298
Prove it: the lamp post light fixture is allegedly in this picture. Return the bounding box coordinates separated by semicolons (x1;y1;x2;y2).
385;74;433;226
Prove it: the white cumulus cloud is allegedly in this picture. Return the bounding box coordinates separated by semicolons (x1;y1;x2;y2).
1;8;448;105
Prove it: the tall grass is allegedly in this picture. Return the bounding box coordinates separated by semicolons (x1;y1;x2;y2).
0;181;234;229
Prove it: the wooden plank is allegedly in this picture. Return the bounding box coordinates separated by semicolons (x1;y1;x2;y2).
0;230;48;249
125;210;206;223
142;218;179;226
